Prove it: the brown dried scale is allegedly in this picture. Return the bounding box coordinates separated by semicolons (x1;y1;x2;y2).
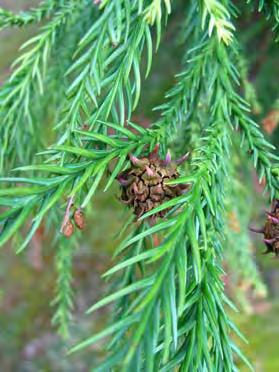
117;145;190;219
74;208;85;230
62;219;74;238
250;199;279;255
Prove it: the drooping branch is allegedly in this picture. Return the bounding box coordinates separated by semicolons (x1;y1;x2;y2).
52;236;75;338
0;0;91;171
0;0;59;30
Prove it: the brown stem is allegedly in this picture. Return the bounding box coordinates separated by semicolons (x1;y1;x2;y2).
60;196;75;233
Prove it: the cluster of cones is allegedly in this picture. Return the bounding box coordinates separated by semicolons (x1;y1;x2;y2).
61;208;85;238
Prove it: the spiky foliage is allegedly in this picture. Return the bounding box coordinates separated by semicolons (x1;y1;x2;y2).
0;0;93;171
52;237;75;338
0;0;279;370
248;0;279;41
0;0;59;30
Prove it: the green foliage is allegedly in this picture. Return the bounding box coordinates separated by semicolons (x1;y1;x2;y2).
0;0;278;370
249;0;279;41
0;0;92;171
52;236;75;339
0;0;59;30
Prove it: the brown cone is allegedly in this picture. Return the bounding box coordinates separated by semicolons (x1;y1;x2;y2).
263;200;279;255
62;220;74;238
74;208;85;230
118;146;190;219
251;200;279;255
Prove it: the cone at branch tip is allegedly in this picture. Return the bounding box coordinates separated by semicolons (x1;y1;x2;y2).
119;145;190;219
74;208;85;230
250;199;279;256
62;220;74;238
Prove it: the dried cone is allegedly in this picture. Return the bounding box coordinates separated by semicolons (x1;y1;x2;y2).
62;219;74;238
118;145;190;219
263;200;279;255
74;208;85;230
250;199;279;255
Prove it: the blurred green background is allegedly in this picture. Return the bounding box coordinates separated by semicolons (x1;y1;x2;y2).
0;1;279;371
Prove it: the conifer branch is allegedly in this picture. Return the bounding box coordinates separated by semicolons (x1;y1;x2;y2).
69;120;247;370
0;122;161;251
68;2;277;369
0;0;59;30
201;0;235;44
0;1;278;370
249;0;279;41
52;236;75;338
144;0;171;25
214;41;278;197
0;0;91;171
200;0;278;198
55;0;170;159
236;53;262;115
154;43;206;131
0;28;211;254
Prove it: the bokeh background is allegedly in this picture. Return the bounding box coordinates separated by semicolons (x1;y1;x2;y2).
0;1;279;371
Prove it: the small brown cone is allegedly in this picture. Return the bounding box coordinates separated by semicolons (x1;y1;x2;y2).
250;199;279;255
62;220;74;238
74;208;85;230
118;145;190;219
